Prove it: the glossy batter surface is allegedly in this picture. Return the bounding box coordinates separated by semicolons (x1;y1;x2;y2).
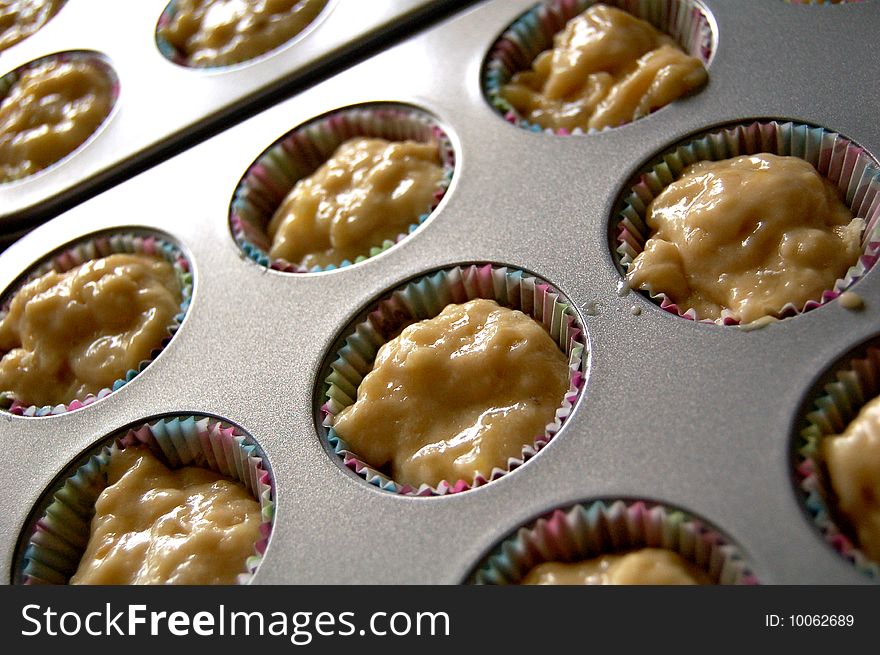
0;0;63;53
71;448;262;585
267;137;443;268
626;154;862;323
0;56;114;181
0;254;181;407
158;0;328;67
332;299;570;488
500;4;707;131
522;548;711;585
823;395;880;561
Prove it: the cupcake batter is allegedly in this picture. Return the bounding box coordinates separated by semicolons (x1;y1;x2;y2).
332;298;570;488
0;56;115;181
158;0;328;67
522;548;712;585
71;447;262;585
626;153;863;323
500;4;707;131
0;0;63;53
0;254;182;407
822;394;880;561
267;137;443;269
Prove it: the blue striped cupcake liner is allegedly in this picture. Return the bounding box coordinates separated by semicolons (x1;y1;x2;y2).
795;342;880;580
468;498;757;584
612;120;880;325
230;103;455;273
482;0;714;135
320;264;587;496
0;230;192;416
15;415;274;585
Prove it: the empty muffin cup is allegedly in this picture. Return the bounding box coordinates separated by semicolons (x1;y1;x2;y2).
230;103;455;273
612;120;880;325
795;343;880;579
467;498;757;584
15;414;274;584
319;264;588;496
482;0;714;135
0;231;192;416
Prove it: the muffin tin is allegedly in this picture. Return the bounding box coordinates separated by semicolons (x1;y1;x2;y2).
2;0;880;584
0;0;469;229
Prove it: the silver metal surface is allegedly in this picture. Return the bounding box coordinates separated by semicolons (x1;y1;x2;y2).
2;0;880;584
0;0;464;226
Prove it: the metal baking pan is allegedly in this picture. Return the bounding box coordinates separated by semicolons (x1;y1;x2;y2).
1;0;879;584
0;0;472;230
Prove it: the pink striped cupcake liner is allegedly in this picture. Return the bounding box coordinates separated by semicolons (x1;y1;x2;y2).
0;230;192;416
15;414;274;585
482;0;714;135
795;342;880;580
320;264;588;496
230;103;455;273
468;498;757;584
613;120;880;325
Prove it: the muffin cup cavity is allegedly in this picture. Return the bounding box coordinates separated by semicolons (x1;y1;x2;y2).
0;231;193;417
795;343;880;579
319;264;588;497
467;498;757;584
230;103;455;273
0;50;120;184
482;0;715;135
155;0;332;69
612;120;880;325
0;0;67;54
15;415;274;585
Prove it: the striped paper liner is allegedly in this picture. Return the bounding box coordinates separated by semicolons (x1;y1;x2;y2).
320;263;587;496
468;498;757;584
613;120;880;325
230;103;455;273
482;0;714;135
795;343;880;580
0;230;193;416
16;415;274;585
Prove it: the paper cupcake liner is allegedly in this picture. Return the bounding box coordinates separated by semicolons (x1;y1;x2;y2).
320;264;587;496
613;120;880;325
467;498;757;584
15;415;274;585
155;0;330;69
230;103;455;273
0;50;119;184
795;343;880;580
482;0;714;136
0;231;193;416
